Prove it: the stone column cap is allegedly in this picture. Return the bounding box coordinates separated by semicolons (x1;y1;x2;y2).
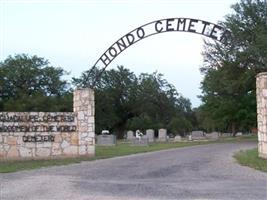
75;87;94;91
256;72;267;78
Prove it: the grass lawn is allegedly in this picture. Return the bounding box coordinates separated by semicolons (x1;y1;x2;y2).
218;134;257;142
96;141;212;159
0;135;258;173
234;148;267;172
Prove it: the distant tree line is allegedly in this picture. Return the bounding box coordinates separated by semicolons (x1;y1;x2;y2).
74;66;196;138
0;54;72;112
0;55;195;138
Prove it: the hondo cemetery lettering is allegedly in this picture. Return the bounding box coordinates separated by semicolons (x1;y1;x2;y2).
89;18;231;87
94;18;230;69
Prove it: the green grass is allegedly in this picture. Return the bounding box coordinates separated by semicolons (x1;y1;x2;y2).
234;148;267;172
0;135;258;173
96;141;212;159
0;156;97;173
218;134;257;142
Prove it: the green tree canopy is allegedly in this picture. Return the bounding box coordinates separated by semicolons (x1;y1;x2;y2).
167;116;192;136
199;0;267;134
73;66;194;138
0;54;72;111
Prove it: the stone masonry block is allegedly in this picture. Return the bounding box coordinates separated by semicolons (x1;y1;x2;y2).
36;148;51;157
256;72;267;159
7;146;19;158
79;145;87;155
19;146;33;157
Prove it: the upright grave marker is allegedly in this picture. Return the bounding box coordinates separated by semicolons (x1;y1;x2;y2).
205;132;219;140
191;131;205;140
97;131;117;146
158;129;167;142
146;129;155;143
126;130;135;140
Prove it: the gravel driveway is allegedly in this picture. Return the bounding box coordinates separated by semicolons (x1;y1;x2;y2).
0;142;266;200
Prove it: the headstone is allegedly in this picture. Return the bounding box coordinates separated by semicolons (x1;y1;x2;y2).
131;138;149;146
158;128;167;142
97;134;116;146
191;131;205;140
205;132;219;140
222;133;232;137
127;130;135;140
174;135;182;142
146;129;155;142
236;132;243;136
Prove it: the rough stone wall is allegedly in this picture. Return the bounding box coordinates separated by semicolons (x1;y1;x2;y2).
0;112;77;159
256;73;267;159
0;88;95;160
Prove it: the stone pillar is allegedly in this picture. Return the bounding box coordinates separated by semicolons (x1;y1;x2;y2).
256;73;267;159
73;88;95;156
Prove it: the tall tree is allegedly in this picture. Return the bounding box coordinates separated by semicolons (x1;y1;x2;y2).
0;54;72;111
73;66;194;138
200;0;267;133
74;66;138;137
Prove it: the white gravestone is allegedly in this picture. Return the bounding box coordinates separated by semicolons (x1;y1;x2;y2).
158;129;167;142
191;131;205;140
205;132;219;140
127;130;135;140
236;132;243;136
97;134;116;146
222;133;232;137
146;129;155;142
174;135;182;142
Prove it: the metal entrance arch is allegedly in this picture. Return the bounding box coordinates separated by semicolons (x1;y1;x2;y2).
87;17;267;159
88;17;231;87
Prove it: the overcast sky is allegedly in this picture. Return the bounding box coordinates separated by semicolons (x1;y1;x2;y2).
0;0;238;107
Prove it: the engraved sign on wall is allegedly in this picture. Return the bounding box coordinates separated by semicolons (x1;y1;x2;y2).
0;112;77;142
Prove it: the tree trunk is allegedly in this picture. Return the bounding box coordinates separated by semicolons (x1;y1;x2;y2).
231;122;236;137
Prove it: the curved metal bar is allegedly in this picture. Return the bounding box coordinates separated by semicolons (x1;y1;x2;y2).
89;18;231;87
